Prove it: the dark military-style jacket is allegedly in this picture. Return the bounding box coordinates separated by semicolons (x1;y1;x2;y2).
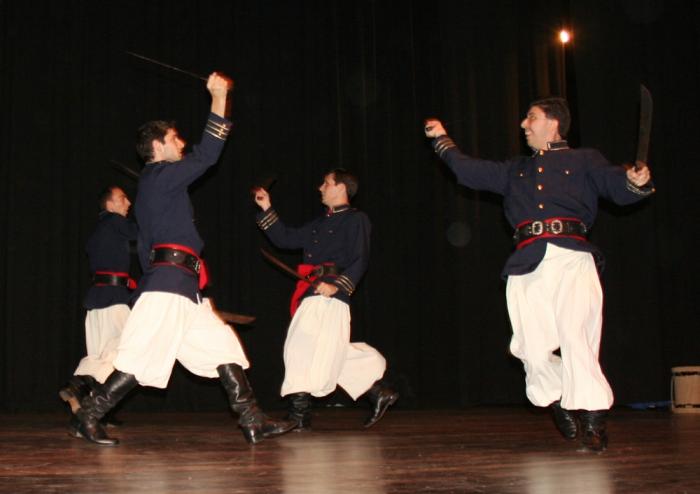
256;205;370;305
83;211;138;309
134;113;231;302
433;135;654;277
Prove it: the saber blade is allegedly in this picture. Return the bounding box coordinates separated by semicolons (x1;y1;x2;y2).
216;311;256;326
126;51;207;82
260;248;314;285
109;159;140;180
636;84;653;168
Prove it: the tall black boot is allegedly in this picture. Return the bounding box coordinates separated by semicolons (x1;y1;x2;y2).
71;370;138;446
217;364;296;444
60;375;122;427
550;400;578;440
579;410;608;452
363;382;399;428
285;392;312;431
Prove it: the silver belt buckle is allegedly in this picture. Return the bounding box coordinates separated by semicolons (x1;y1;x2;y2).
550;219;563;234
531;221;544;236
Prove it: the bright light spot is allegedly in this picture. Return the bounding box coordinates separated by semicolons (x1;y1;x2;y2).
559;30;571;44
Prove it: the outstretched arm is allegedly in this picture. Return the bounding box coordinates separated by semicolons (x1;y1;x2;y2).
423;117;510;195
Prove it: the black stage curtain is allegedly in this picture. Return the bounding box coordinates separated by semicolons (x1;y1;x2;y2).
1;0;697;412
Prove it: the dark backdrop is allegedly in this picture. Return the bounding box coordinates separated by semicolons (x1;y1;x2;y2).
1;0;698;412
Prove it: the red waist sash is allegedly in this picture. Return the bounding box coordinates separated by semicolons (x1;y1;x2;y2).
289;264;316;317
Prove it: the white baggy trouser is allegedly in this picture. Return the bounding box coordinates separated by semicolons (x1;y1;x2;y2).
112;292;249;388
281;295;386;400
73;304;130;383
506;243;614;411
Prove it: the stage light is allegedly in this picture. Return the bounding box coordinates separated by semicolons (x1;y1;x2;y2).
559;29;571;44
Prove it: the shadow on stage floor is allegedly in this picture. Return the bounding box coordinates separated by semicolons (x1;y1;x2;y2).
1;407;698;493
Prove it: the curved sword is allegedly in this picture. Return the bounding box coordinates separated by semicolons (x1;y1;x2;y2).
216;311;256;326
260;248;316;286
109;159;140;180
635;84;653;170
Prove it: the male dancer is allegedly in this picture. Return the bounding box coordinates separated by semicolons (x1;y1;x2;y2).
59;186;137;413
425;97;653;452
254;169;398;430
71;72;294;446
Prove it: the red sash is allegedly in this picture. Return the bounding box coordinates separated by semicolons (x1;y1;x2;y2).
289;264;317;317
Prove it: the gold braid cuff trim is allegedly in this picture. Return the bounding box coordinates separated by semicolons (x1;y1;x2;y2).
434;136;457;158
257;209;279;230
334;275;355;296
205;119;232;140
625;180;655;196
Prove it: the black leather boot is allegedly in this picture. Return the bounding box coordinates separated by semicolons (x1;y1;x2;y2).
217;364;296;444
285;392;312;431
579;410;608;452
71;370;137;446
363;382;399;428
550;400;578;440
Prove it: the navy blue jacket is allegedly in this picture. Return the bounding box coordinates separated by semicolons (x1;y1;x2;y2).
83;211;138;309
134;113;232;302
433;136;654;277
257;205;371;305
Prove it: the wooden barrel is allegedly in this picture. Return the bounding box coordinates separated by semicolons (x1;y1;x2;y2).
671;366;700;414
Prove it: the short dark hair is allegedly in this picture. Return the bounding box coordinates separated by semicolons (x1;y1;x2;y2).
327;168;358;199
98;186;118;211
529;97;571;138
136;120;175;163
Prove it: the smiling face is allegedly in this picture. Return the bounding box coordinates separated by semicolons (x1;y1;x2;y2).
520;105;561;152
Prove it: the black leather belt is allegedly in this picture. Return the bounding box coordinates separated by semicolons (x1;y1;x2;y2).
313;264;339;277
150;247;201;275
93;273;130;287
514;218;588;248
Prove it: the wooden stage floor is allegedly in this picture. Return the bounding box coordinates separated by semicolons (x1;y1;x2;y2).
1;407;698;493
